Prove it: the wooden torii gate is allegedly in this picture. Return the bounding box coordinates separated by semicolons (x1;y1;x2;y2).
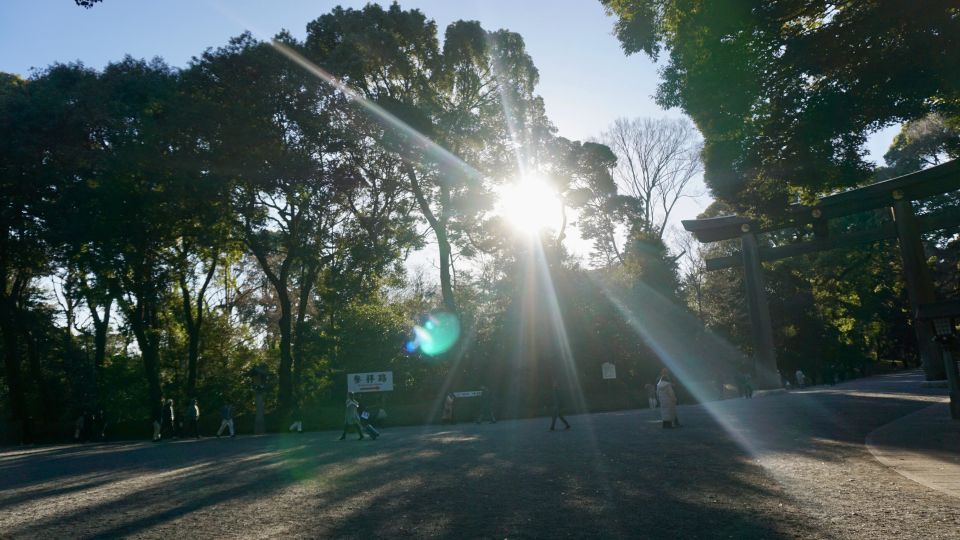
683;159;960;388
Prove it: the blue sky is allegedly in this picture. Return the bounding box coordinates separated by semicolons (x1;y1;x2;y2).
0;0;679;142
0;0;899;258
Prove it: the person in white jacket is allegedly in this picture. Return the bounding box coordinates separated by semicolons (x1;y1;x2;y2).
657;370;680;429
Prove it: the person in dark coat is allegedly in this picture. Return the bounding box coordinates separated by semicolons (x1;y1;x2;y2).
475;385;496;424
74;410;87;443
81;410;95;442
95;409;108;441
186;398;201;439
549;379;571;431
217;402;235;438
162;399;176;440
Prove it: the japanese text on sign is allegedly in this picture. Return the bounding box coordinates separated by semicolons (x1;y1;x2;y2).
347;371;394;393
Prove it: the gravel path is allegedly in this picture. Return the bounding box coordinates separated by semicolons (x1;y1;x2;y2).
1;370;958;539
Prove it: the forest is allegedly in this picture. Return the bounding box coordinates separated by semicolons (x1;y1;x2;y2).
2;2;958;443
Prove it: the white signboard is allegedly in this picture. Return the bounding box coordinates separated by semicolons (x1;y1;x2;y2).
601;362;617;380
348;371;394;393
453;390;482;398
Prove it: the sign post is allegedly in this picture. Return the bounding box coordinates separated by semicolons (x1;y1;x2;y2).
601;362;617;380
347;371;394;393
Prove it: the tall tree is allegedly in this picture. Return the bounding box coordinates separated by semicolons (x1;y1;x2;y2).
601;117;702;238
305;5;553;314
879;113;960;179
189;33;351;411
75;58;193;410
601;0;960;211
0;72;54;441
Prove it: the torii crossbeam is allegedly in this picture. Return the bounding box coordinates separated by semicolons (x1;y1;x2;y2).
683;159;960;385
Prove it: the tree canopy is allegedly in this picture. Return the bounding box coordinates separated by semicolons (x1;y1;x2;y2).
601;0;960;212
0;5;699;443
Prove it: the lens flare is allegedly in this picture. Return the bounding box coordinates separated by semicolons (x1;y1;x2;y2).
407;312;461;357
497;175;563;234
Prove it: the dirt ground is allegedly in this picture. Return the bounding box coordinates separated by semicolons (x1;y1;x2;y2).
1;370;958;539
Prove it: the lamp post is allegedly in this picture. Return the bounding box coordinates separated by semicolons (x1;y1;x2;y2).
916;301;960;420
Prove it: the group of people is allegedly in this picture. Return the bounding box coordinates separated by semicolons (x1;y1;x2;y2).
151;397;229;441
438;375;677;433
108;369;715;444
74;409;108;442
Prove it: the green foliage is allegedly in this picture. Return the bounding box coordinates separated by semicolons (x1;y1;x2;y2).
0;5;695;442
879;113;960;179
602;0;960;212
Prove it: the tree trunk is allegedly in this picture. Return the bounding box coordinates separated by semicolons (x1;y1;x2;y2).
25;328;56;423
121;291;163;414
436;228;457;314
131;320;162;412
277;289;293;412
0;315;29;443
247;234;295;414
91;298;111;401
293;259;320;400
180;260;216;400
407;167;458;314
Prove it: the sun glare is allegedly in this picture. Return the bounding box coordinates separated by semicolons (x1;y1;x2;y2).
497;175;563;234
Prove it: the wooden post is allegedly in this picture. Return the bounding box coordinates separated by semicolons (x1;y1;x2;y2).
740;230;780;388
891;197;945;380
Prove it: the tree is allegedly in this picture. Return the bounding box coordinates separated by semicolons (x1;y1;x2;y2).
601;0;960;211
600;117;702;238
305;5;553;314
90;58;191;411
0;72;55;441
188;32;355;412
879;113;960;179
543;138;624;265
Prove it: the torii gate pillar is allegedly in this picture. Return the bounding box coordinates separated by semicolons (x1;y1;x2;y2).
740;229;781;388
891;196;945;380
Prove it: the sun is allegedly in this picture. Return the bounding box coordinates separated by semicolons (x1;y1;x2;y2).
497;175;563;234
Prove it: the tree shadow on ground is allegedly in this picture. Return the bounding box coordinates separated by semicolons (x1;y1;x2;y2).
2;417;819;538
0;371;949;539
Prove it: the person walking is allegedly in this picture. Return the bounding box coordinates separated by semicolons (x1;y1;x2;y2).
375;402;388;429
795;368;807;389
217;402;235;438
95;408;108;441
441;393;455;424
549;379;571;431
152;398;164;441
645;383;658;409
657;369;680;429
187;398;201;439
338;392;364;441
162;399;176;439
475;385;496;424
74;410;87;443
289;401;303;433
